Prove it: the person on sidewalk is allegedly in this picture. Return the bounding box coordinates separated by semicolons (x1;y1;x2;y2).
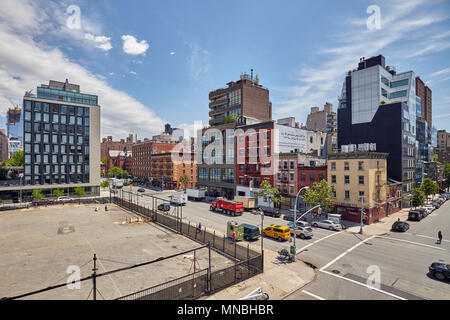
437;231;443;244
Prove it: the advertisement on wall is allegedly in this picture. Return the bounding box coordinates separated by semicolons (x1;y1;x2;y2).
274;124;307;153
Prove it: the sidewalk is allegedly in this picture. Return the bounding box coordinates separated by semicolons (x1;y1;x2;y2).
345;193;441;236
204;250;316;300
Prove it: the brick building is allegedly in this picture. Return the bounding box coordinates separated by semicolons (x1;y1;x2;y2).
305;102;337;155
416;77;432;127
101;135;136;159
437;130;450;163
130;140;177;179
106;150;132;173
151;151;197;190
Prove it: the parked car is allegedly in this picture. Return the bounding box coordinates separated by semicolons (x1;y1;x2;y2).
262;225;291;241
391;221;410;232
312;220;342;231
408;210;423;221
291;226;314;239
431;201;441;209
423;205;434;214
241;224;260;241
157;203;171;212
56;196;73;202
261;208;281;218
429;262;450;281
137;188;146;192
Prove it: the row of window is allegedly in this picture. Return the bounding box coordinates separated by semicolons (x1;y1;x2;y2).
330;161;366;171
198;168;235;183
24;143;88;155
331;175;365;185
24;174;91;186
25;100;91;114
24;164;89;175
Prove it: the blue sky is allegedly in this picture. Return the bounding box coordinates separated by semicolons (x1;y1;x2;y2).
0;0;449;139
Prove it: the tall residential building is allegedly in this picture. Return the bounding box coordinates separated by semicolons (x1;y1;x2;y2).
305;102;337;154
337;55;419;196
21;79;100;196
198;72;272;199
415;77;432;127
437;130;450;163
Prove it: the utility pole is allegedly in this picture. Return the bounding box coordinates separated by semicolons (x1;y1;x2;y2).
92;253;97;300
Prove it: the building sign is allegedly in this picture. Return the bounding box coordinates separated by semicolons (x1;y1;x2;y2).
275;124;307;153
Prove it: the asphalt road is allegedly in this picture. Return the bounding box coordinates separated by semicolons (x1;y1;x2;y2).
108;187;341;254
286;199;450;300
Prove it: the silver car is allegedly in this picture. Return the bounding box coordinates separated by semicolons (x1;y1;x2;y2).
291;226;314;239
312;220;342;231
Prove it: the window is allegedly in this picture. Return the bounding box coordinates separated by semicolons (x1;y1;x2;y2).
301;173;306;181
290;161;294;170
319;173;324;181
390;90;407;99
310;172;315;182
290;173;294;181
331;175;336;183
345;190;350;199
358;161;364;170
390;78;408;88
359;191;365;200
344;162;349;170
344;175;350;184
359;176;364;185
310;136;313;143
331;162;336;170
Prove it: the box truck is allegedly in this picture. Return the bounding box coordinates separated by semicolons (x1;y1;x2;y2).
185;189;206;201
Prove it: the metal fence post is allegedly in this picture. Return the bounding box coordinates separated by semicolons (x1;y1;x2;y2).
223;235;225;253
208;242;211;294
213;230;215;249
203;227;206;243
92;253;97;301
188;221;190;237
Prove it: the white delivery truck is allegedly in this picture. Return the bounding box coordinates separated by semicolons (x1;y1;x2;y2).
111;178;124;189
169;193;187;206
185;189;206;201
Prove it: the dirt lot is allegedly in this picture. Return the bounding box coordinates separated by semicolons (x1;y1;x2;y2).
0;203;233;300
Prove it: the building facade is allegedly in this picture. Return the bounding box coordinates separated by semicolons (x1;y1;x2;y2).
305;102;337;154
18;79;100;197
436;130;450;163
415;77;432;127
0;129;8;162
101;135;136;160
337;55;420;196
6;107;23;159
151;151;197;190
328;151;400;225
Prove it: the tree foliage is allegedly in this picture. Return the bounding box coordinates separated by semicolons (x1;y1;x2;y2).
256;179;281;209
74;187;85;196
52;188;64;198
100;180;109;188
444;162;450;189
301;179;335;213
101;157;107;165
32;189;44;200
420;178;439;203
411;188;425;208
178;175;189;190
108;167;128;178
2;150;24;167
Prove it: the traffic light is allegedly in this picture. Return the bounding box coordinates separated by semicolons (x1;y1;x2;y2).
318;207;322;215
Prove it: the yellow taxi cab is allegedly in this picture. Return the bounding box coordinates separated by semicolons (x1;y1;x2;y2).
262;224;291;241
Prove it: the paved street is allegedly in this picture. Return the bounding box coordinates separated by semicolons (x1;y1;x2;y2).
286;199;450;300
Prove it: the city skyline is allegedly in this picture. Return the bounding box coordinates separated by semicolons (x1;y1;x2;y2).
0;0;449;140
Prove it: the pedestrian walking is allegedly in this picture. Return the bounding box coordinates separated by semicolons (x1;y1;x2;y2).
232;232;236;242
197;222;202;233
437;231;443;244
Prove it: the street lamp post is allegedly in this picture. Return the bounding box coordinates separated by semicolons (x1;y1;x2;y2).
292;186;309;262
359;195;365;234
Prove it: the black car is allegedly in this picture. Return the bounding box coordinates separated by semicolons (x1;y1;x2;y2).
137;188;146;192
391;221;409;232
432;201;441;209
157;203;171;212
263;210;281;218
429;262;450;281
408;210;423;221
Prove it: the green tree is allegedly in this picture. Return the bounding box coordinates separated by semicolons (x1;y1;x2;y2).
3;150;24;167
411;188;425;208
420;178;439;203
52;188;64;198
108;166;123;178
32;189;45;200
122;170;129;179
444;162;450;189
301;179;335;213
0;165;8;180
101;157;107;165
74;187;85;196
100;180;109;188
256;180;282;211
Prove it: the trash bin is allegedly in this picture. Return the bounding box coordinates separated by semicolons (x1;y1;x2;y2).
290;245;296;255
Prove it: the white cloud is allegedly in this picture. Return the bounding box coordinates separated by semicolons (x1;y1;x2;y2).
84;33;112;51
121;35;149;55
274;0;448;121
169;51;176;55
129;71;137;75
429;68;450;77
0;0;164;139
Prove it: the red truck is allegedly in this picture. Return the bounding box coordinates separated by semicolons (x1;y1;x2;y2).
210;197;244;216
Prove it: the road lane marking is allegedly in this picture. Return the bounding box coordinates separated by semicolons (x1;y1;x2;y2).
296;232;342;254
320;270;406;300
375;236;447;251
322;270;408;300
320;235;376;271
406;233;450;243
302;290;326;300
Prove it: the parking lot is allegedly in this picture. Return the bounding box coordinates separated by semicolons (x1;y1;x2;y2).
0;202;233;300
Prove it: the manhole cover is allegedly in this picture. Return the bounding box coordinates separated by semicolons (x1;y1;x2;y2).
331;269;341;274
